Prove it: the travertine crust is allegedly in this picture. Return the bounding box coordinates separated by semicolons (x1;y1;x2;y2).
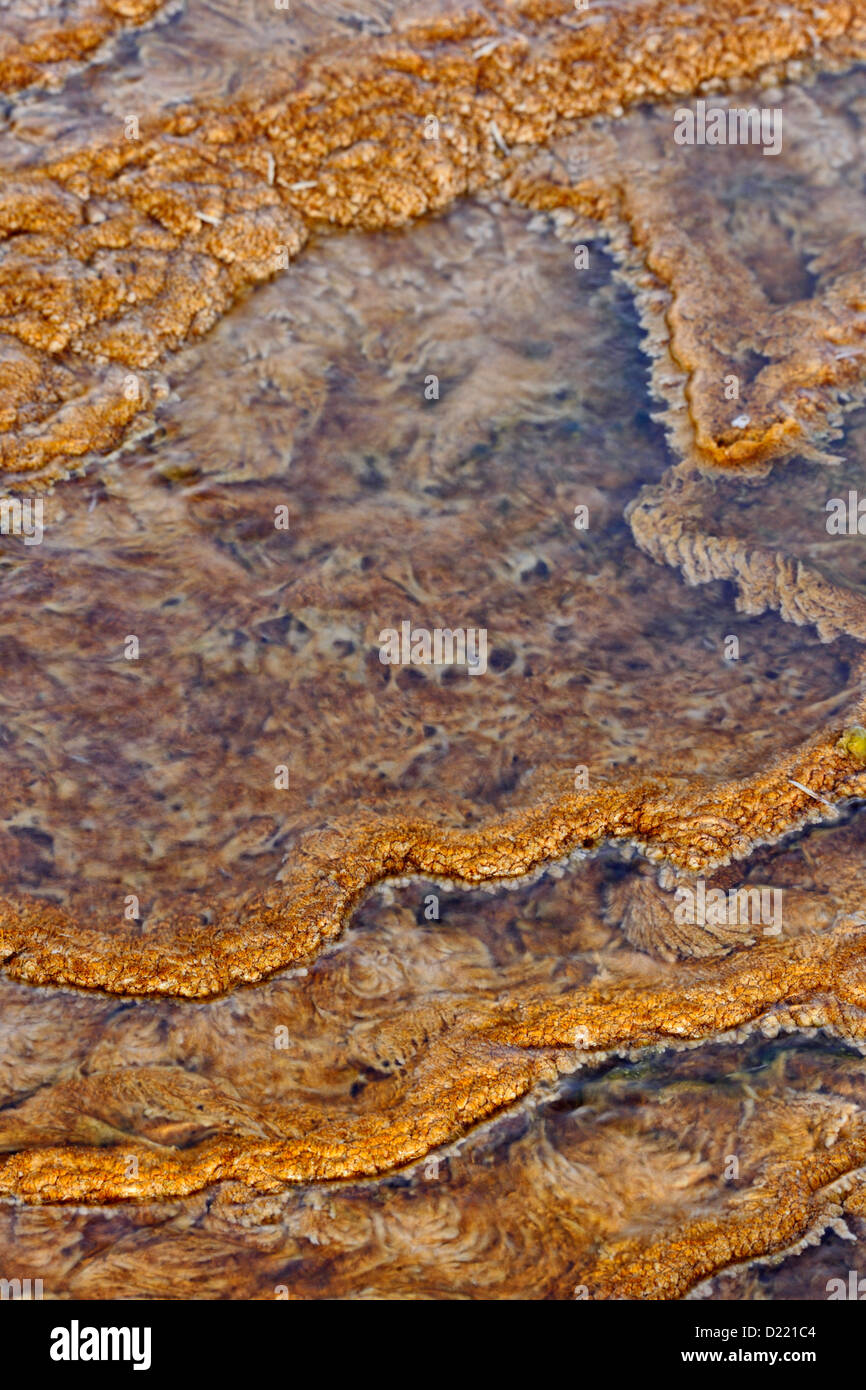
2;0;865;483
4;0;866;1303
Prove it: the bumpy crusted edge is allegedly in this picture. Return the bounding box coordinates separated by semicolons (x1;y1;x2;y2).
2;715;866;995
585;1143;866;1300
4;913;866;1207
2;0;866;484
0;0;173;95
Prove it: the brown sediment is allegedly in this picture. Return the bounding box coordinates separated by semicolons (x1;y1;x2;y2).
0;1;171;96
2;188;855;1003
3;66;866;991
3;0;866;484
603;864;759;958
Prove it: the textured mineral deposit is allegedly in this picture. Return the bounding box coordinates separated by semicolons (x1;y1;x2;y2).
1;0;866;1302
